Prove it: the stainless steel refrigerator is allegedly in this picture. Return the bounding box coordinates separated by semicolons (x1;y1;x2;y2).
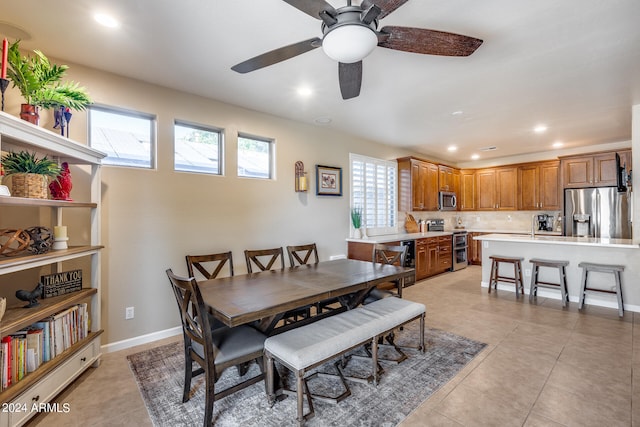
564;187;632;238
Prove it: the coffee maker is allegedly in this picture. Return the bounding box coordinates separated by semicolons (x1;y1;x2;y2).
537;214;554;231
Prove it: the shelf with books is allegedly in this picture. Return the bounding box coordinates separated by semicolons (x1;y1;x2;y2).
0;110;104;426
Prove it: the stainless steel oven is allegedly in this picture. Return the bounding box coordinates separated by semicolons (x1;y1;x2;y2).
452;230;468;271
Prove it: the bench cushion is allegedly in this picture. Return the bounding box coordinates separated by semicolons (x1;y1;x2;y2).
360;297;426;327
264;298;426;371
265;308;382;370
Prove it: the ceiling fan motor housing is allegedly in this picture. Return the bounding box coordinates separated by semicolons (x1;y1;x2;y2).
321;6;379;63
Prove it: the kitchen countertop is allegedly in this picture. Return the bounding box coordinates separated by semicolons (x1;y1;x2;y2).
474;233;639;249
346;229;562;244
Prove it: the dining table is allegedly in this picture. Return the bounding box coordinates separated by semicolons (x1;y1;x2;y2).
197;258;415;334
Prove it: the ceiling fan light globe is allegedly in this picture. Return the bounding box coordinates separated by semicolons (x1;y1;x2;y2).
322;25;378;63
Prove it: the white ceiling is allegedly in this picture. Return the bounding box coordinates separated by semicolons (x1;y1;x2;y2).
2;0;640;164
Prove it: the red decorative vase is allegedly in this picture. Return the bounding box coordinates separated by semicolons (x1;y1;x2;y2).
19;104;39;125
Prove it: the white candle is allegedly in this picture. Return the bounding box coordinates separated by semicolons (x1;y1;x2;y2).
54;226;67;239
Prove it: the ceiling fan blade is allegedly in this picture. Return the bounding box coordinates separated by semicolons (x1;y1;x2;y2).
378;26;483;56
361;0;409;19
338;61;362;100
282;0;337;20
231;37;322;73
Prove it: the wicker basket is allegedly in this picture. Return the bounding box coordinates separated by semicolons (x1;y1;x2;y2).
9;173;49;199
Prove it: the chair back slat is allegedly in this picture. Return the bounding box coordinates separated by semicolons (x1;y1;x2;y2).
287;243;319;267
372;244;407;267
186;251;234;280
166;269;216;360
244;247;284;273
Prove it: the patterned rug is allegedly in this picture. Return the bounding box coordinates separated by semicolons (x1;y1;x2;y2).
127;325;486;427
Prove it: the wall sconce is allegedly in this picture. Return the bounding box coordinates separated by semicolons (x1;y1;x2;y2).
295;161;308;192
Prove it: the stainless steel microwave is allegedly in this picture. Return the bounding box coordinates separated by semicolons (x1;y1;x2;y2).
439;191;457;211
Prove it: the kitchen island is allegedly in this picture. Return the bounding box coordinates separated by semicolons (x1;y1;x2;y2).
475;233;640;312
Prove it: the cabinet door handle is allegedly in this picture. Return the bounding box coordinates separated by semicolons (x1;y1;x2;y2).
81;357;87;362
32;395;40;402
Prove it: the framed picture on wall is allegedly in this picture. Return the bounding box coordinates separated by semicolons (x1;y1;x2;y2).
316;165;342;196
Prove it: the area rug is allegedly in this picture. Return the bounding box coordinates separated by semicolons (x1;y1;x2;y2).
127;325;486;427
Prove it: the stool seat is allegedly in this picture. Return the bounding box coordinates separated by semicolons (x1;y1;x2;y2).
529;258;569;307
578;262;625;317
488;256;524;296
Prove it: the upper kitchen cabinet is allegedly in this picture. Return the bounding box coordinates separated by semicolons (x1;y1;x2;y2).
459;170;476;211
518;161;560;210
438;165;458;193
561;150;631;188
476;167;517;210
398;157;438;211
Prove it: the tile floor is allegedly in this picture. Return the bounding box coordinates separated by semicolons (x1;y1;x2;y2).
26;265;638;426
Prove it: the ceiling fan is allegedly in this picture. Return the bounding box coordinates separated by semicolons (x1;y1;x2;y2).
231;0;483;100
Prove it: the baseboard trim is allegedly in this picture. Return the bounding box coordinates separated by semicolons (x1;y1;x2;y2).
102;326;182;353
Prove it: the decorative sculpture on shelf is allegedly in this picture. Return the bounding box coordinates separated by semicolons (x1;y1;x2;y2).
49;162;73;201
26;226;53;254
15;282;43;308
0;228;31;256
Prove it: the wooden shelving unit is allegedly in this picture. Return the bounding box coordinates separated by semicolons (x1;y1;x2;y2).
0;111;105;427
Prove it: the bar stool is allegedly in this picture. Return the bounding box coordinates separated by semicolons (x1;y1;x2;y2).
578;262;625;317
528;258;569;307
488;256;524;296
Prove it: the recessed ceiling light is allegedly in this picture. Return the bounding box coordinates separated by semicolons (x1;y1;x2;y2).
314;116;332;125
552;141;564;148
94;12;119;28
451;111;463;116
471;154;480;160
447;146;458;152
534;124;548;133
296;86;313;97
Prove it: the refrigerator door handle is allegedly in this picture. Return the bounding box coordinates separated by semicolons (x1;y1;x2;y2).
595;190;600;238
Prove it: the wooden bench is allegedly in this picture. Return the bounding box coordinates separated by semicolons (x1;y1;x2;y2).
264;297;426;426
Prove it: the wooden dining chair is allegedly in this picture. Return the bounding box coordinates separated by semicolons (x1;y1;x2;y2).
366;243;408;302
286;243;319;267
185;251;234;331
185;251;234;280
364;244;410;363
244;247;285;273
245;246;310;323
166;269;266;427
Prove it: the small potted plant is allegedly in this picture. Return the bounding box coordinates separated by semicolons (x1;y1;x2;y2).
5;40;92;125
351;206;363;238
1;151;60;199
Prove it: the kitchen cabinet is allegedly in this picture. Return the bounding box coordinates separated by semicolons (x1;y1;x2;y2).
416;238;429;280
476;167;517;210
0;111;104;426
347;241;400;262
398;157;438;211
518;161;560;210
438;165;456;192
468;232;489;265
561;150;631;188
459;170;476;211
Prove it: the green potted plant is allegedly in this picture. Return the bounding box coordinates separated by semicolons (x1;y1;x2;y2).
1;151;60;199
351;206;363;238
5;40;92;125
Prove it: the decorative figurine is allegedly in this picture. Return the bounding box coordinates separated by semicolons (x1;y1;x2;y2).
53;106;73;137
15;282;43;308
26;226;53;254
49;162;73;201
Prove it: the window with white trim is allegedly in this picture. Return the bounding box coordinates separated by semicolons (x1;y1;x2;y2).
350;153;397;235
89;105;156;168
174;120;223;174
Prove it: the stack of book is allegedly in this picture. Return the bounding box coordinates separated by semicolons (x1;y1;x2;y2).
1;303;89;390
